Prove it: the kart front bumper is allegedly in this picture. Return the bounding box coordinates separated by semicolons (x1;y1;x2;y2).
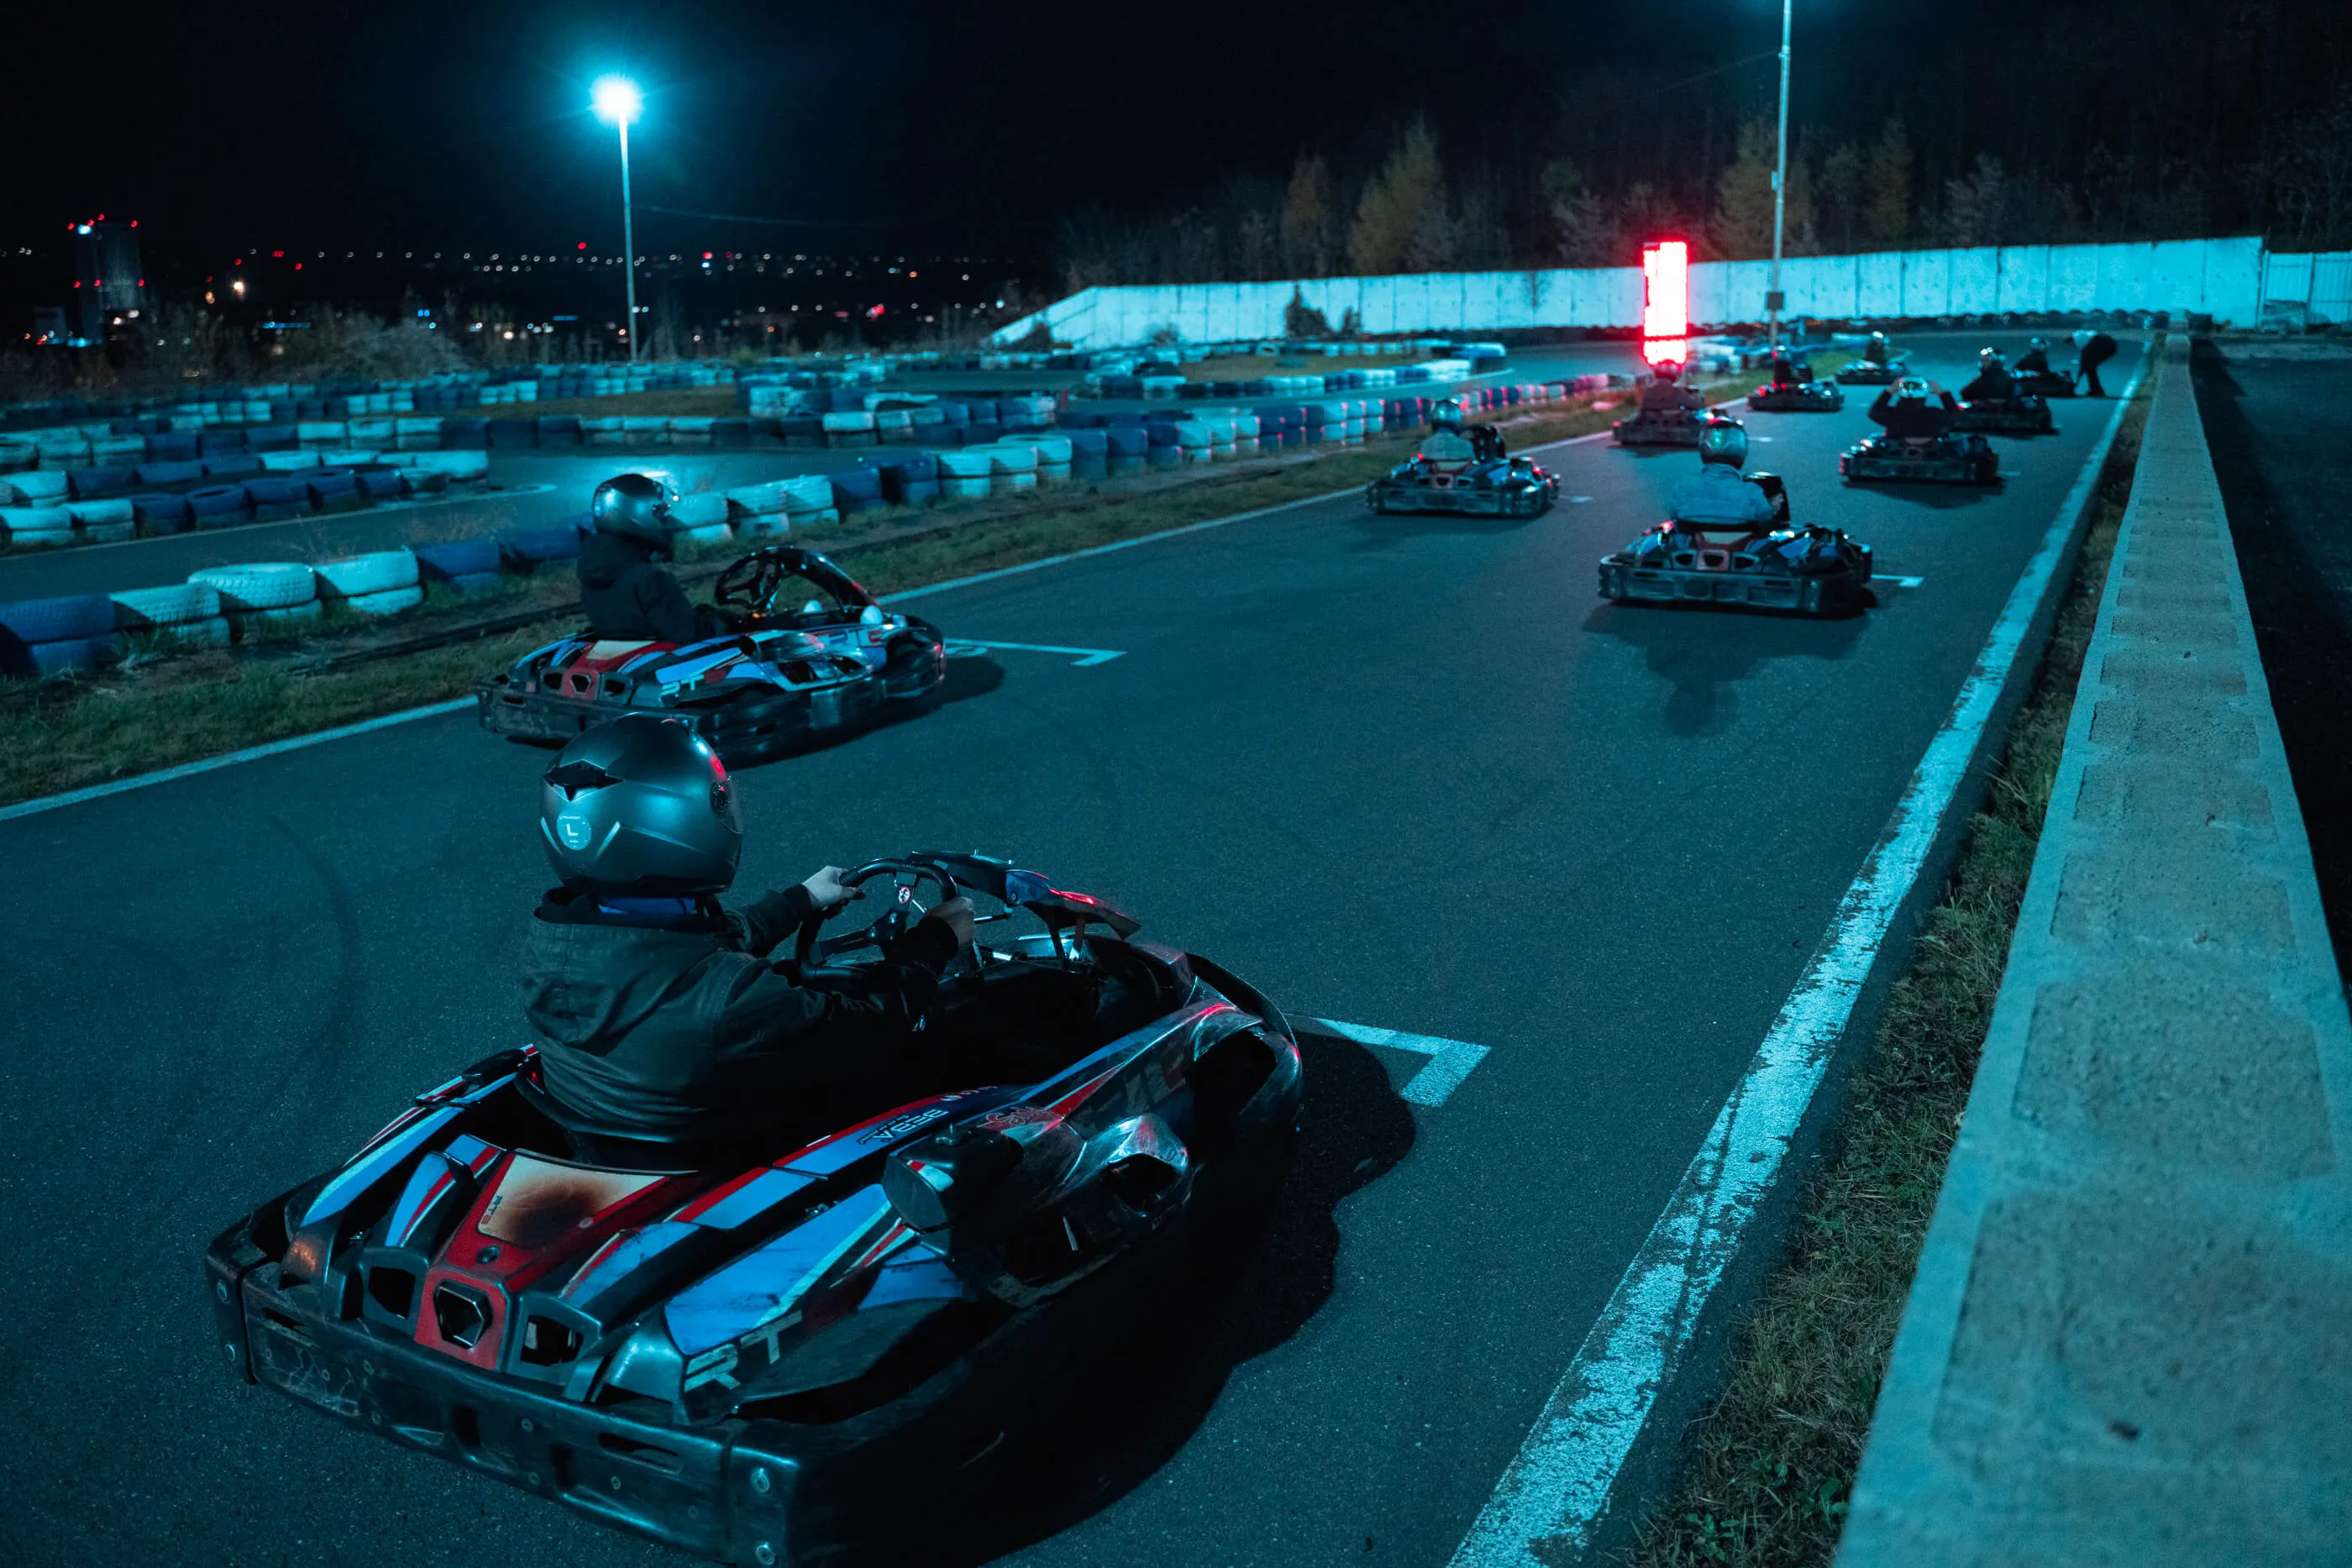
1598;558;1871;616
1751;387;1845;412
1836;363;1902;385
1612;415;1707;448
476;674;888;758
1366;479;1555;517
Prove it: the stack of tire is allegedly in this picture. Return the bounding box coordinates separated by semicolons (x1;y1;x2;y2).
779;474;838;527
416;538;505;600
668;492;735;550
190;563;321;635
314;550;424;616
936;448;995;500
0;594;124;674
722;480;793;538
112;582;229;648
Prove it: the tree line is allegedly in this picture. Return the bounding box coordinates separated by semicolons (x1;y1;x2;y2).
1053;0;2352;290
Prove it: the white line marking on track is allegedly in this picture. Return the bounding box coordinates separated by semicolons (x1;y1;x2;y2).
1872;574;1926;588
942;639;1126;667
1306;1020;1492;1107
0;698;476;825
1446;354;2148;1568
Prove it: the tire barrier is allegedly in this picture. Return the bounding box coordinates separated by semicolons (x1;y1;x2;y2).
414;538;501;582
937;448;995;500
501;526;584;569
313;549;420;601
189;562;318;612
111;581;222;629
1;506;75;547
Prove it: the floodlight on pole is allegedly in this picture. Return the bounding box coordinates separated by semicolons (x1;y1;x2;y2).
1767;0;1792;352
592;76;643;363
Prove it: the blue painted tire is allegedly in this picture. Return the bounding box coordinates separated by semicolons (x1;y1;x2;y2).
186;485;252;522
129;494;194;534
0;593;116;643
440;417;490;449
136;459;207;486
415;538;502;579
1103;426;1148;456
69;467;133;499
17;633;125;677
501;527;580;567
444;570;507;599
487;418;537;448
351;467;405;501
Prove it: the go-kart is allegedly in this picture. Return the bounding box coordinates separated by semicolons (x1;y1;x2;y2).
476;547;946;763
1840;430;2000;485
1748;377;1846;412
1366;436;1558;518
205;852;1303;1568
2014;364;2079;398
1951;392;2055;435
1836;356;1908;385
1598;473;1873;616
1612;403;1710;448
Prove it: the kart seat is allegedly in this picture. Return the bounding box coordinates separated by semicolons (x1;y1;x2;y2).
514;1063;706;1172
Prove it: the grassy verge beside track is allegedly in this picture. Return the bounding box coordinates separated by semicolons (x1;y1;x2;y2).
1623;376;2153;1568
0;379;1744;809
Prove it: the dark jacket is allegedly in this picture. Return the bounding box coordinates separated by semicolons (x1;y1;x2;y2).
522;884;959;1141
1961;368;2018;402
1869;387;1960;439
577;531;702;644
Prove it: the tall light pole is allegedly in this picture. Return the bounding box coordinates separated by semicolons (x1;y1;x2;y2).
1767;0;1792;352
592;75;643;364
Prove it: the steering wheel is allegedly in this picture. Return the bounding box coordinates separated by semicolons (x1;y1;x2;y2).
712;549;799;621
795;858;962;972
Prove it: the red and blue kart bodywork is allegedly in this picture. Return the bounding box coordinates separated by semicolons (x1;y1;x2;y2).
1748;377;1846;412
1599;473;1874;616
1366;445;1559;517
206;854;1303;1568
476;548;946;763
1835;355;1907;385
1950;392;2056;435
1840;430;2001;485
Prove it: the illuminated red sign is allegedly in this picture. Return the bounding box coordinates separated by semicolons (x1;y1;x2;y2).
1641;239;1689;367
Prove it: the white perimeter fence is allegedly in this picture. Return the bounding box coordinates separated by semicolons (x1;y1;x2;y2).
995;237;2352;349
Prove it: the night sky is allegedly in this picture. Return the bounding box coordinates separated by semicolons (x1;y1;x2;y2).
9;1;2344;302
10;3;1916;260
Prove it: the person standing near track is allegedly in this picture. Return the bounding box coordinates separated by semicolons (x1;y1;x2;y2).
2071;328;2118;396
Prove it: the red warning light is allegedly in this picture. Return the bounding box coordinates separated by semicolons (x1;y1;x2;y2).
578;241;587;249
294;261;303;270
1641;239;1690;368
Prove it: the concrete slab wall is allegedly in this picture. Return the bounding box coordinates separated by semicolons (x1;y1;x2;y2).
998;239;2268;349
1837;338;2352;1566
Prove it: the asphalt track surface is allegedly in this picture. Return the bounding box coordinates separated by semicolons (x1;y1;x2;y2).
0;337;2140;1568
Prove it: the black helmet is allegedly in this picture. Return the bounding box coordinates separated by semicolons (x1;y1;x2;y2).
1698;417;1749;469
591;472;678;552
539;715;743;895
1429;397;1466;432
2028;335;2049;352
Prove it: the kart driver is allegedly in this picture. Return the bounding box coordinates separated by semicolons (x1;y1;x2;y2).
1961;348;2019;403
522;713;979;1146
1861;332;1893;365
1768;349;1809;387
1641;359;1709;414
1868;378;1961;442
1669;418;1777;527
1422;398;1478;466
577;473;717;644
2016;337;2055;377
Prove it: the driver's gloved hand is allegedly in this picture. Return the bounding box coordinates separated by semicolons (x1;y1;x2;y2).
884;898;975;973
799;866;864;914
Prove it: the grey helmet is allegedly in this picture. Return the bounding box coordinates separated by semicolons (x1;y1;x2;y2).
591;472;678;553
540;714;743;895
1698;417;1750;469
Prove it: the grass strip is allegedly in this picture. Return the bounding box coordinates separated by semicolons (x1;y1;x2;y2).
0;379;1746;809
1621;377;2153;1568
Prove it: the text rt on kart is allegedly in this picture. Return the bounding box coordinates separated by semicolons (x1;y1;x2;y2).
1366;401;1557;518
477;546;947;763
205;852;1304;1568
1599;425;1873;617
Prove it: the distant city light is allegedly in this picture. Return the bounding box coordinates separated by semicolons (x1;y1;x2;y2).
591;75;643;125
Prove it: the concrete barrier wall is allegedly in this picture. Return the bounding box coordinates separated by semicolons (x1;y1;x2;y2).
2259;249;2352;323
998;238;2269;349
1837;338;2352;1565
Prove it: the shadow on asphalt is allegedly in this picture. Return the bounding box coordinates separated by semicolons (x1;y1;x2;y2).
737;656;1007;771
1345;508;1546;548
1587;600;1870;736
905;1027;1416;1567
1838;478;1998;510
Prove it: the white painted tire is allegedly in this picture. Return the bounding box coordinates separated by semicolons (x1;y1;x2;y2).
113;582;222;628
725;480;791;517
190;562;319;611
669;492;729;527
228;600;324;631
980;444;1038;474
340;585;426;616
9;471;68;502
936;450;995;479
260;450;323;472
821;411;877;433
675;522;734;549
412;451;490;480
314;549;420;598
3;505;74;536
780;474;836;511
